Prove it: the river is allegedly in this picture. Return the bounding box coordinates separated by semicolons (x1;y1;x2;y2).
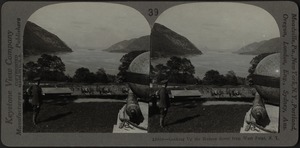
152;50;255;78
24;49;255;78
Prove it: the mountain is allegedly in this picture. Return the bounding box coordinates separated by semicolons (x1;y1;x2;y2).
23;21;72;56
151;23;202;57
235;37;281;55
104;23;202;57
103;36;149;52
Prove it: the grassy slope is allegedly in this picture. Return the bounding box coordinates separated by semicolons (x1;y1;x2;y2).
24;100;251;133
149;101;251;133
23;102;124;133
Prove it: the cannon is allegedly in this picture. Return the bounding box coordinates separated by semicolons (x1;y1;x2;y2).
117;52;150;131
249;53;280;129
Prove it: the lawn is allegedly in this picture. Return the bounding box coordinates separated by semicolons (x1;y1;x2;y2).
24;99;251;133
149;100;252;133
23;102;124;133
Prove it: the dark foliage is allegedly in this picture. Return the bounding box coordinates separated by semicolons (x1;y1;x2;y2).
202;70;227;85
202;70;242;86
24;54;115;83
152;56;242;85
247;53;274;85
24;54;68;81
73;67;95;83
225;70;239;85
23;61;39;81
117;50;147;82
152;56;197;84
73;67;113;83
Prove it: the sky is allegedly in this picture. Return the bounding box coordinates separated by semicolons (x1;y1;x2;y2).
156;2;280;51
29;2;280;51
29;3;151;49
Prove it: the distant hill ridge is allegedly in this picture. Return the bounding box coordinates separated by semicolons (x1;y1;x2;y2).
24;21;72;56
104;23;202;57
104;36;150;52
235;37;281;55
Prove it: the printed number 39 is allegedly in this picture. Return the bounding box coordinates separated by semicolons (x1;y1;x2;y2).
148;8;159;16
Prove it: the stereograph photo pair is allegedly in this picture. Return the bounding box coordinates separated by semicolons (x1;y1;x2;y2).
0;0;299;147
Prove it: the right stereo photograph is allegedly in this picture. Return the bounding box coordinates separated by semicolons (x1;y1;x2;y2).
148;2;280;133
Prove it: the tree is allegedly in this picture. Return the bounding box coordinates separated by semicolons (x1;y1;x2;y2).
195;76;203;85
37;54;65;73
151;56;196;84
73;67;114;83
73;67;96;83
181;58;195;75
36;54;66;81
166;57;195;75
202;70;226;85
65;74;73;82
96;68;108;83
117;50;147;83
23;61;39;81
166;56;196;84
247;53;274;85
225;70;238;85
24;54;67;81
152;64;169;82
106;74;117;83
